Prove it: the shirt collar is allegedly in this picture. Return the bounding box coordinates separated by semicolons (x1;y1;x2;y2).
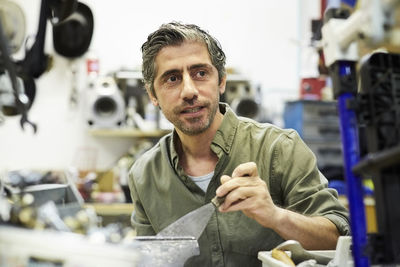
212;103;238;155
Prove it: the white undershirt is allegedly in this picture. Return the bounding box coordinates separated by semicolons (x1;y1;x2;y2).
187;171;214;192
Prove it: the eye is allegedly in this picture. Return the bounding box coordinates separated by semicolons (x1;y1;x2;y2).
167;75;179;83
195;70;207;78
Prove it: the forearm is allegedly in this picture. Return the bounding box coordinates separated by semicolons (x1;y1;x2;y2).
271;207;340;250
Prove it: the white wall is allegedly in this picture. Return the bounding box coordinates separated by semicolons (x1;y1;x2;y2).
0;0;321;171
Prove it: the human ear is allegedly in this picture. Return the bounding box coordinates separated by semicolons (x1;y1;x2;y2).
218;75;227;95
145;84;159;106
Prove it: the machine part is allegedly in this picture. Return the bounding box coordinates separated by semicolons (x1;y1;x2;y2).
0;19;37;132
353;145;400;175
223;76;254;104
157;195;223;239
53;2;94;58
85;76;126;128
321;14;359;67
114;70;148;119
0;0;26;53
322;0;400;67
355;52;400;264
0;190;11;222
21;183;83;207
37;201;71;232
336;64;369;267
274;240;333;265
223;76;265;121
0;71;26;115
230;97;260;120
320;2;400;265
17;0;50;79
67;60;79;108
48;0;77;25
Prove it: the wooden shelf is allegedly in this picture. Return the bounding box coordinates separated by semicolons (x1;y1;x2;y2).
84;203;134;216
88;128;171;138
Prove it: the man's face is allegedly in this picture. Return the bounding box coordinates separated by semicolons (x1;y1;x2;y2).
149;41;226;136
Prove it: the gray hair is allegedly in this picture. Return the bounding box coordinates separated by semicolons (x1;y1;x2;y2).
141;22;226;97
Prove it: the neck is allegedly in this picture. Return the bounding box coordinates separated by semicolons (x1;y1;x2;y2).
176;111;224;176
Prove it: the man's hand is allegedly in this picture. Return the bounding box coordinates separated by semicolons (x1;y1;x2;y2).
215;162;341;250
215;162;280;229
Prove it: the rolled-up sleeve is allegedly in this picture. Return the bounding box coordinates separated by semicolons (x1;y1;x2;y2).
272;130;350;236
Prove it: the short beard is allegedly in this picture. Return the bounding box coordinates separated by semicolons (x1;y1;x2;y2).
176;101;219;136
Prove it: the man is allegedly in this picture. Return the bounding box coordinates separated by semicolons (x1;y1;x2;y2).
129;22;350;266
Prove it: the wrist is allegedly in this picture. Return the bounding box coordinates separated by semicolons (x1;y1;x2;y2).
261;206;287;229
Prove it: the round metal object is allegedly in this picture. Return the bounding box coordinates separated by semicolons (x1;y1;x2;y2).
0;0;26;53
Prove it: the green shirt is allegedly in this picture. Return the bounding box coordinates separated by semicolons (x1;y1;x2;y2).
128;104;350;267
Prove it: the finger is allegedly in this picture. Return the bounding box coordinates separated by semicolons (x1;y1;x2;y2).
220;196;254;212
219;186;255;211
216;176;243;197
216;175;232;197
231;162;258;178
220;175;231;185
217;175;261;198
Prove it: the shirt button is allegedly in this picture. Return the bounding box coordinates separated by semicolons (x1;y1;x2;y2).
212;244;219;252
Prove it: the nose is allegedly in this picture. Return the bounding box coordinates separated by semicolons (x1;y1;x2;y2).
181;73;198;101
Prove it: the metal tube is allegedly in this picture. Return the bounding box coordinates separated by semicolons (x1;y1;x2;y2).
337;79;369;266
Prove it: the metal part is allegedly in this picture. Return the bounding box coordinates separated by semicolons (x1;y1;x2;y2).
355;52;400;264
37;201;71;232
157;195;223;239
85;76;126;128
322;0;399;67
0;18;37;132
157;202;215;239
275;240;333;265
0;0;26;54
337;87;369;267
131;236;199;267
211;195;225;208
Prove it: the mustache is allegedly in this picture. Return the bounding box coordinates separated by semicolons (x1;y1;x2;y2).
173;100;209;113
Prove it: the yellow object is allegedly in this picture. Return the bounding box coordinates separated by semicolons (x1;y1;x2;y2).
96;170;115;192
271;248;295;266
339;196;377;233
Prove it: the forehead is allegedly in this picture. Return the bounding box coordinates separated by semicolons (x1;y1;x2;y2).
154;41;212;76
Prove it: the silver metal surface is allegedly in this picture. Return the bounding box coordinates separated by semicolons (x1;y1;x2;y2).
0;226;200;267
157;202;215;239
131;236;199;267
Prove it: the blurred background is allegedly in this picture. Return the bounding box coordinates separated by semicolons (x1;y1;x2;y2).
0;0;322;172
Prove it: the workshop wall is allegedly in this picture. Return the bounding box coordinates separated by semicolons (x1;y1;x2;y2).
0;0;321;171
